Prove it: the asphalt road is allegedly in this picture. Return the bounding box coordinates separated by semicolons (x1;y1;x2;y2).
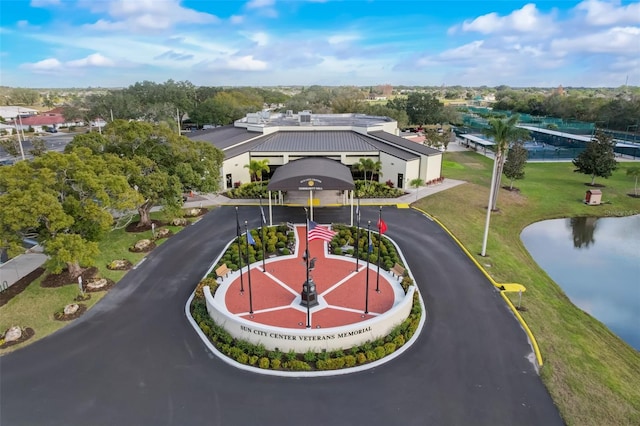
0;206;564;426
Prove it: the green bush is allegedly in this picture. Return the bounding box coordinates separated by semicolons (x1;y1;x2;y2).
304;350;317;362
259;357;270;369
356;352;367;364
281;248;290;255
286;359;312;371
384;342;396;355
344;355;357;367
249;355;259;365
375;346;386;359
270;358;281;369
393;335;406;347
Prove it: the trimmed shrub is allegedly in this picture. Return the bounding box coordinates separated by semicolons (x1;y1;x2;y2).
270;359;282;369
356;352;367;364
286;359;312;371
384;342;396;355
259;357;270;369
344;355;357;367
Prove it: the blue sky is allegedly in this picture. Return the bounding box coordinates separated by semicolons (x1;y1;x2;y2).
1;0;638;88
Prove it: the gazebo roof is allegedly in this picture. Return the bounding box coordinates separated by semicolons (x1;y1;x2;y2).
267;157;355;191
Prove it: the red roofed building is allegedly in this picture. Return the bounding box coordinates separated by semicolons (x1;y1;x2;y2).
11;112;82;133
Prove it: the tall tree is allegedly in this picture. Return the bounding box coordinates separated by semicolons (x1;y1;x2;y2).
0;149;141;277
69;120;224;227
483;115;530;210
503;141;528;189
404;92;445;126
572;131;618;185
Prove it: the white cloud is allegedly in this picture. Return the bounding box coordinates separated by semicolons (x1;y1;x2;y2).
460;3;554;35
247;31;269;46
246;0;275;9
67;53;116;68
551;26;640;56
328;34;359;45
575;0;640;26
82;0;218;32
244;0;278;18
30;0;60;7
230;15;244;24
225;55;268;71
22;58;63;71
21;53;117;74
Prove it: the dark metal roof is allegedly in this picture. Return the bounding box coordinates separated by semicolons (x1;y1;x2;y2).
252;131;378;153
188;125;258;150
361;138;418;161
267;157;355;191
369;130;442;156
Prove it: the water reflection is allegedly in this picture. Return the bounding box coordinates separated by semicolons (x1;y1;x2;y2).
521;215;640;350
569;217;598;249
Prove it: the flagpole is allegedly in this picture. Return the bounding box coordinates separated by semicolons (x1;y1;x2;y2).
365;221;371;314
354;198;360;272
260;196;266;272
305;207;311;328
245;221;254;314
376;206;382;292
235;207;244;293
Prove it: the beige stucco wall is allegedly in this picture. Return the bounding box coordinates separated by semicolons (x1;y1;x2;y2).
204;285;415;352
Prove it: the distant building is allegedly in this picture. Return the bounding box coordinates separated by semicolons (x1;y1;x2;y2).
0;106;38;121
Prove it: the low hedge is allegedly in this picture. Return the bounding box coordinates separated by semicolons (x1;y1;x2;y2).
190;289;421;372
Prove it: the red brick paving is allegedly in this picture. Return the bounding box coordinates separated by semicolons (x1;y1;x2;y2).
223;225;397;328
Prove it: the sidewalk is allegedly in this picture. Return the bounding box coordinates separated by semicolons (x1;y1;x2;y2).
0;248;47;292
184;178;466;209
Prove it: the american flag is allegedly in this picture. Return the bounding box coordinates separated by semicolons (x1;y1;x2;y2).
308;221;337;242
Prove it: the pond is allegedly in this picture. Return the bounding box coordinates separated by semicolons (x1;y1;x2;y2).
521;215;640;350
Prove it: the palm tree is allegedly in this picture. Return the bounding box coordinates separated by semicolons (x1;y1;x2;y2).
409;178;424;201
244;159;270;185
627;166;640;197
483;115;530;210
354;158;374;186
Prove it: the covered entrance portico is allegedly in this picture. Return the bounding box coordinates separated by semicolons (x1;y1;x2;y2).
266;157;356;224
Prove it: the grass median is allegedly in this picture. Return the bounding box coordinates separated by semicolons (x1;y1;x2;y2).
418;151;639;426
0;213;187;355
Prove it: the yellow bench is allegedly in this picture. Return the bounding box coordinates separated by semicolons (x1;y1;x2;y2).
391;263;405;280
215;263;230;279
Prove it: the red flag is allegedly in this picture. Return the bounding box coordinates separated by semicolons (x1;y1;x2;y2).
377;218;387;234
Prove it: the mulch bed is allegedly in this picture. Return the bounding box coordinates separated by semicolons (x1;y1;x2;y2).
125;219;165;233
0;327;35;349
54;304;88;321
0;267;45;307
41;267;100;288
84;278;116;293
106;259;133;271
129;241;157;253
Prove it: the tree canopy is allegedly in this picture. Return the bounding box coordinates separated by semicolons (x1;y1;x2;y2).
65;120;224;227
572;131;618;185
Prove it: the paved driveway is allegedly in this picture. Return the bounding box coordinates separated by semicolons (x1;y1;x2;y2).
0;206;563;426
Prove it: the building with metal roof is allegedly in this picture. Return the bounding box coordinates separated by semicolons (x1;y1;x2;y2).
188;111;443;194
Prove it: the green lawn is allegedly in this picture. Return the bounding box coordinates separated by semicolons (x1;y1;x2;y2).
420;152;640;425
0;212;189;354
